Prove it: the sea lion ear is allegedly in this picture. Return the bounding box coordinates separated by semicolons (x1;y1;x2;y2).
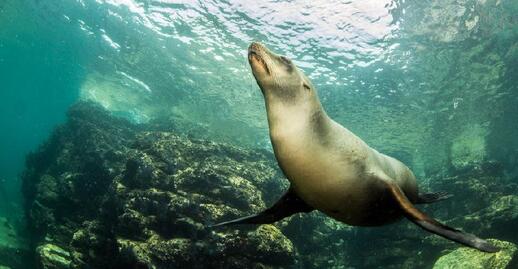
300;74;312;91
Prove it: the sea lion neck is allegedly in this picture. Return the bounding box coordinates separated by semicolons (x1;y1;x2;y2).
265;97;331;144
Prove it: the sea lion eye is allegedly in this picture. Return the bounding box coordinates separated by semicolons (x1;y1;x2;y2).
280;56;291;65
279;56;294;73
303;83;311;90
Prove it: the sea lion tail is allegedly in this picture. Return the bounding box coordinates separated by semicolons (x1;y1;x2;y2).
384;179;500;253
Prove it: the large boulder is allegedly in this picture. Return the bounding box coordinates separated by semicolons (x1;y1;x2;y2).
22;102;293;269
433;239;517;269
35;244;71;269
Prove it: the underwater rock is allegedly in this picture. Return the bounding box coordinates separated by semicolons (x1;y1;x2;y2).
433;239;517;269
247;225;295;265
427;166;518;241
459;195;518;242
22;102;292;268
0;217;31;269
117;238;154;268
35;244;71;269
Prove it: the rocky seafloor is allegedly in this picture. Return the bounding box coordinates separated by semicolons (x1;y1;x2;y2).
13;102;518;269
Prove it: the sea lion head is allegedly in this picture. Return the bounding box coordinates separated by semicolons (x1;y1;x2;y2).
248;42;316;105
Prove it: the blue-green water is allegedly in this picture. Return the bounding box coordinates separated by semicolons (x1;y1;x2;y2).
1;0;517;268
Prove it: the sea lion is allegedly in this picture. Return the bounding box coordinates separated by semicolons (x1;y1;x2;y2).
212;42;499;253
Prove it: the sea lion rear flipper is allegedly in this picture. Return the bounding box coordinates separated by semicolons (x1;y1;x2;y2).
209;187;313;228
384;179;500;253
416;191;452;204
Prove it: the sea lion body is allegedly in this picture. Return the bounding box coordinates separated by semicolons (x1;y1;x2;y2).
269;99;417;226
251;41;416;226
212;42;499;253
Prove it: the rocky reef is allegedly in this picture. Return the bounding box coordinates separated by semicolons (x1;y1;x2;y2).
0;217;31;269
21;102;517;269
22;102;292;268
433;239;517;269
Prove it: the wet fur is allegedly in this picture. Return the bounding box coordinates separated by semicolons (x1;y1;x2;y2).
249;42;417;226
235;42;499;252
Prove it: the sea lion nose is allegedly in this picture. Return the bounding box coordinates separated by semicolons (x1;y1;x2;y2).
249;42;264;52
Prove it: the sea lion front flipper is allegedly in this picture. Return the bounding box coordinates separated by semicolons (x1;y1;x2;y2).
209;187;313;228
416;191;453;204
384;179;500;253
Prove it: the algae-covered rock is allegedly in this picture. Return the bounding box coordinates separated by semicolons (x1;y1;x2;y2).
148;237;194;266
22;102;294;269
248;225;295;265
117;238;154;268
35;175;59;205
0;217;31;269
458;195;518;242
433;240;517;269
36;244;71;269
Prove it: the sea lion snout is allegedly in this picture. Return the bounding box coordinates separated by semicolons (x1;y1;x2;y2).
248;42;264;54
248;42;308;102
248;42;272;77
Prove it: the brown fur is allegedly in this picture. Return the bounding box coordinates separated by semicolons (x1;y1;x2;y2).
249;42;417;226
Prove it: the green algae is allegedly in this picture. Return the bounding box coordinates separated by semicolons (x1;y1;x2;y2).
36;244;71;269
433;239;517;269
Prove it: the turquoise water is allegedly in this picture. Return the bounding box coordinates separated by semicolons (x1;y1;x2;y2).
1;0;517;268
